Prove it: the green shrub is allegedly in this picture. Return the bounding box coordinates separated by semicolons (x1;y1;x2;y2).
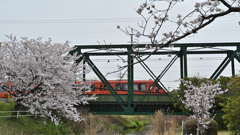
222;96;240;135
7;100;16;110
214;113;227;131
0;100;15;112
0;101;9;111
183;118;218;135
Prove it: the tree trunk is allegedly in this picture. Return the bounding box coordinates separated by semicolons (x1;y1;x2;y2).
11;99;21;116
196;124;200;135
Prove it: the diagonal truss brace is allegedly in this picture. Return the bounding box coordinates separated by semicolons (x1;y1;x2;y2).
133;53;180;108
210;47;240;80
83;56;126;109
136;57;167;90
235;46;240;63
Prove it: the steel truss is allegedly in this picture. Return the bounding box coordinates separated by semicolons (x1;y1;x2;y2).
71;42;240;115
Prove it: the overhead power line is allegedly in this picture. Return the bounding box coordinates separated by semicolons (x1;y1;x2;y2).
0;15;239;24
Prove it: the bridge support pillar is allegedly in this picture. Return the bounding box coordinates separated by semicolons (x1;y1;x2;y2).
231;58;235;76
180;47;188;79
126;47;134;114
124;107;134;115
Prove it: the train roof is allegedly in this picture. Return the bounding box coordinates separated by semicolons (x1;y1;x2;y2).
76;80;155;83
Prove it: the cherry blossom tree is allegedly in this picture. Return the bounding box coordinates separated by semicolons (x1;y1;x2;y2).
0;35;96;125
180;80;228;135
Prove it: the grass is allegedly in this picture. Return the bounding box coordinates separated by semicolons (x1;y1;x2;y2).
0;109;151;135
176;126;183;135
0;117;74;135
218;131;231;135
119;115;151;127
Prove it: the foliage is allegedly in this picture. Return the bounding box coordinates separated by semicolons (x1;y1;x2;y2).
221;96;240;135
0;101;15;111
226;75;240;97
183;118;218;135
0;35;96;125
214;76;234;109
219;75;240;134
217;76;232;91
180;79;227;134
214;113;227;131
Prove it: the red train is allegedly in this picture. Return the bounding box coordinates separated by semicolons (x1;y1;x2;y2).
0;80;166;98
76;80;167;95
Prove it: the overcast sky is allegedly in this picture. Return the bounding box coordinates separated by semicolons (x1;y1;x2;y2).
1;0;239;89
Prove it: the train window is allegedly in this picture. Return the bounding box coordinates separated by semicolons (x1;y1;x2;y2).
123;84;128;91
133;83;138;91
139;83;146;91
0;88;3;93
156;86;159;93
100;85;102;91
115;83;122;91
103;85;107;90
90;85;95;91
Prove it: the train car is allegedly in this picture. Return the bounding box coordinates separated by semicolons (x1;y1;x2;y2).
0;88;8;98
0;82;12;98
76;80;167;95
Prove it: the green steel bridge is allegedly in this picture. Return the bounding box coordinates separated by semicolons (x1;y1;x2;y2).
71;42;240;115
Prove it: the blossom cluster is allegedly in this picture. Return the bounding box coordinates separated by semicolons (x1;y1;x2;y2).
180;80;228;133
195;1;222;12
0;35;96;125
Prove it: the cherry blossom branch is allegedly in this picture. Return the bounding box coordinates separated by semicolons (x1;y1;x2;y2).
113;0;240;73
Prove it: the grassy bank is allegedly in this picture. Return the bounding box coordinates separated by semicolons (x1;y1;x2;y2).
0;114;151;135
0;101;231;135
0;101;187;135
218;131;231;135
0;101;152;134
0;117;74;135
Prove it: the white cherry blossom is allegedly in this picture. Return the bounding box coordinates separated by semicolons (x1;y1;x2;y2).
0;35;96;125
181;80;228;134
